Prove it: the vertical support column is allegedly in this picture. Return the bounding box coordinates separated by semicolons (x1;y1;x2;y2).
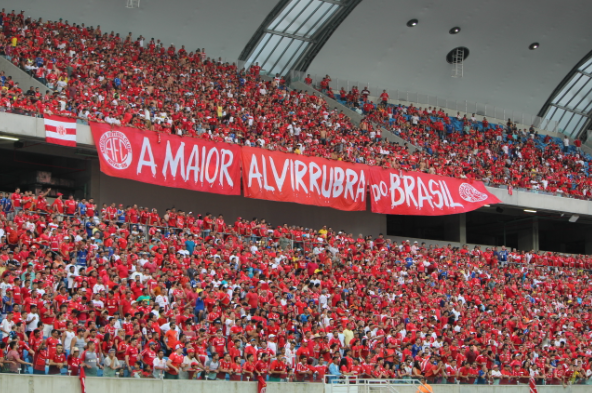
459;213;467;245
585;231;592;255
532;216;539;252
518;217;539;251
89;159;101;206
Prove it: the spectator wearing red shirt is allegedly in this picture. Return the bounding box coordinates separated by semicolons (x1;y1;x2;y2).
165;346;184;379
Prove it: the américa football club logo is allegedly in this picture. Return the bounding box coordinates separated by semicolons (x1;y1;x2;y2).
56;124;67;136
99;131;133;170
458;183;488;203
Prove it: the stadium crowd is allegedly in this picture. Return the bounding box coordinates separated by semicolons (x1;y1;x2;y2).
0;10;591;386
314;79;592;199
0;11;591;203
0;189;590;386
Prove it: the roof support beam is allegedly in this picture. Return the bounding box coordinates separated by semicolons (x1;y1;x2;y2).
264;29;313;42
548;103;590;118
538;49;592;141
239;0;362;76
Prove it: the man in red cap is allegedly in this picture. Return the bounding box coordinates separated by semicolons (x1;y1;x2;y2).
165;345;184;379
51;192;64;217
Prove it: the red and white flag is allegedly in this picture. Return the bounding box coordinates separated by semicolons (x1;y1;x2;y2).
529;376;538;393
79;366;86;393
44;115;77;147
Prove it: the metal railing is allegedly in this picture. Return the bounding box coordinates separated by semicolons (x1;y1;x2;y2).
289;70;559;133
100;220;317;251
7;205;592;260
324;376;425;393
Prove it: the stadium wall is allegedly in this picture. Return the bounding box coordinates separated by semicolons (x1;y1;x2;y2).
0;374;590;393
0;57;49;92
97;172;387;236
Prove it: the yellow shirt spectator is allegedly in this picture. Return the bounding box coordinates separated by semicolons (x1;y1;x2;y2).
343;328;354;346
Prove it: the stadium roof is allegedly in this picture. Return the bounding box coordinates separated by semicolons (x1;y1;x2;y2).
306;0;592;134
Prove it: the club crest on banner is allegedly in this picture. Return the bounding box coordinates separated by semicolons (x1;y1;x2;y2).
459;183;488;203
99;130;133;170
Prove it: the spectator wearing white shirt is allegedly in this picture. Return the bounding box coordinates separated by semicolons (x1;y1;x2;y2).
155;293;169;310
25;306;40;333
0;275;12;297
0;311;15;339
153;350;167;378
491;364;502;384
93;277;106;294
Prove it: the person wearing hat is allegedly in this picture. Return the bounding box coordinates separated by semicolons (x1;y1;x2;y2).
51;192;64;217
6;250;19;270
165;346;184;379
66;347;83;376
489;363;502;385
182;348;204;380
141;341;157;368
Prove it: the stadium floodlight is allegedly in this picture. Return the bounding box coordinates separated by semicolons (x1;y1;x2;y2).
569;215;579;223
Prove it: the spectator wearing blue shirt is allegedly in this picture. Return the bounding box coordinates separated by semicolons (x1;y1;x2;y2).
0;192;11;215
445;123;454;138
328;357;341;382
194;294;205;321
76;241;89;267
117;206;126;223
299;309;311;324
78;199;87;216
85;221;95;237
476;365;488;384
405;256;414;269
185;236;195;254
498;246;509;266
411;341;422;358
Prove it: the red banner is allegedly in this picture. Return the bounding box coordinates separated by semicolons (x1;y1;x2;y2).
369;166;501;215
241;147;367;211
90;123;241;195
